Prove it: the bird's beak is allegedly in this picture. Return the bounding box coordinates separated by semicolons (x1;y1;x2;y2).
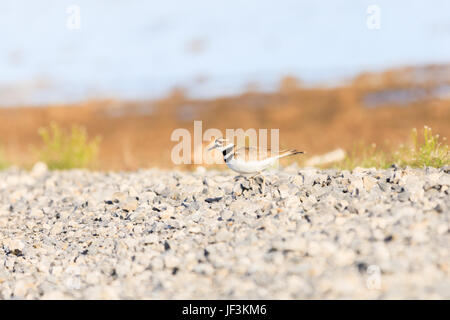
208;144;218;151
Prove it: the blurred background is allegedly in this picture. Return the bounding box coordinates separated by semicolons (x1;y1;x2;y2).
0;0;449;170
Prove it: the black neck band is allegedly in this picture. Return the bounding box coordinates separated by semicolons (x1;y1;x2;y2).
222;146;234;163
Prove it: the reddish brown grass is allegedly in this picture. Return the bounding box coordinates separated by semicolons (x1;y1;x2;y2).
1;65;449;170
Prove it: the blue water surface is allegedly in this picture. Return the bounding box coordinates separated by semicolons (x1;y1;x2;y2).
1;0;450;106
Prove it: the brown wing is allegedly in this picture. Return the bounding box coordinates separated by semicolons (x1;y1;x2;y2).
234;146;285;161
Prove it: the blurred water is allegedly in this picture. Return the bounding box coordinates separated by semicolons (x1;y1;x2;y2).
1;0;450;106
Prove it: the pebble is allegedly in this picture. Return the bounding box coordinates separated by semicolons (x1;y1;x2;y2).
0;166;448;299
121;198;139;212
363;176;377;191
30;162;48;178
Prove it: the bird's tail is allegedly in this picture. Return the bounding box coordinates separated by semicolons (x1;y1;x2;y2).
277;149;305;159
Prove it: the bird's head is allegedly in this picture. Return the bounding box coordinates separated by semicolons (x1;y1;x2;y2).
208;138;229;151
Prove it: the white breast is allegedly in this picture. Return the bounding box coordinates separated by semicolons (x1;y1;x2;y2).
226;157;276;174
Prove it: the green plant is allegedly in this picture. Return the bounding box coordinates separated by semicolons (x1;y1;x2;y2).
37;122;101;170
339;142;390;170
398;126;449;168
335;127;449;169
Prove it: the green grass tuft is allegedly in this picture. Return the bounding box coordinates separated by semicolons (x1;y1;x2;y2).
338;142;390;170
36;122;101;170
403;126;449;168
337;127;449;170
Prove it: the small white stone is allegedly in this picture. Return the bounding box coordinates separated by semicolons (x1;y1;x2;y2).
188;226;202;234
160;206;175;219
30;208;44;219
122;198;139;211
41;291;70;300
2;239;25;252
112;191;127;202
31;162;48;178
164;254;180;268
363;176;377;191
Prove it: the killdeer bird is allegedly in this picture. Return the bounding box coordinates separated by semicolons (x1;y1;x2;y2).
208;138;304;189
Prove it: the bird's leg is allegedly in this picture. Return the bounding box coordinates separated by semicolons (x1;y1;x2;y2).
247;173;256;189
268;174;279;186
249;172;259;180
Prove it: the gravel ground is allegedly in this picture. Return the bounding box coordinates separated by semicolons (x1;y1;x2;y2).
0;164;449;299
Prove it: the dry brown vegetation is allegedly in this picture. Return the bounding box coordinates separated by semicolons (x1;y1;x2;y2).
1;65;449;170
